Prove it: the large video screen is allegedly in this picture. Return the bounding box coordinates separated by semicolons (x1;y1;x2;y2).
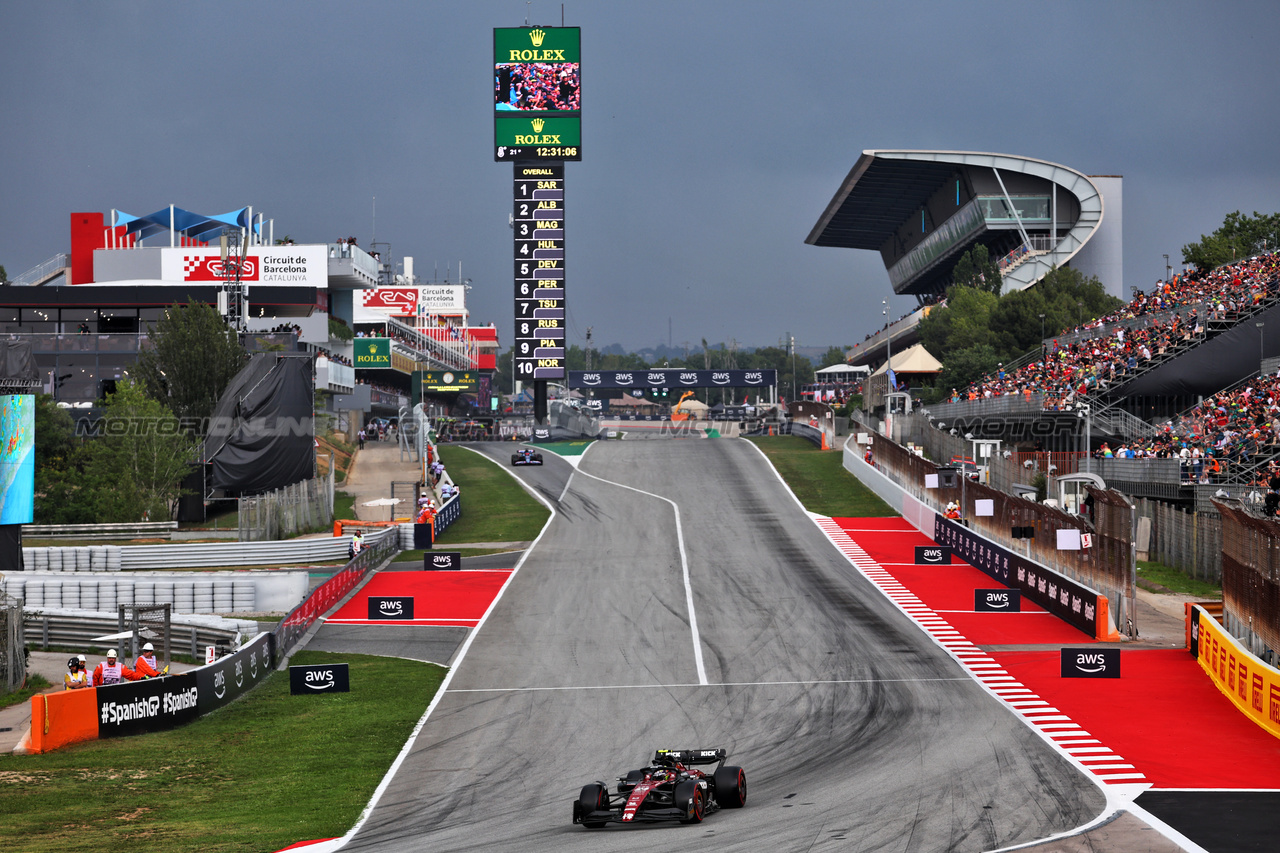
0;394;35;524
494;26;581;162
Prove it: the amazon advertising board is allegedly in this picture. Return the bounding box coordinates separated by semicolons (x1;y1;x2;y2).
513;162;566;380
194;632;274;715
568;369;778;390
934;515;1103;638
158;245;327;287
494;27;581;162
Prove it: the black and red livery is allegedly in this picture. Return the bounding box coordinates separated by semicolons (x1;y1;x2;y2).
572;748;747;828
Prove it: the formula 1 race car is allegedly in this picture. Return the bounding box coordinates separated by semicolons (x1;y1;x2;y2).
510;448;544;466
572;748;746;828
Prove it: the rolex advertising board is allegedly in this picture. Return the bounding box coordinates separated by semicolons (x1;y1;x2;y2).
415;370;480;393
494;26;581;162
353;338;391;368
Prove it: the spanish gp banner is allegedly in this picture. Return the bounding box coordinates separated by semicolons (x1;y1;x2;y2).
159;245;326;287
194;633;274;716
1194;606;1280;739
934;516;1109;639
97;672;201;738
568;369;777;389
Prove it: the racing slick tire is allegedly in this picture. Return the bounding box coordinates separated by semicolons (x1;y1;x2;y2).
533;454;544;464
713;765;747;808
510;455;520;465
576;783;610;829
675;780;705;824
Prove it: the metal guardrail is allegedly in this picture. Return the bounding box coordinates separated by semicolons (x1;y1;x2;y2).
23;527;396;571
22;521;178;540
22;611;253;658
272;531;396;661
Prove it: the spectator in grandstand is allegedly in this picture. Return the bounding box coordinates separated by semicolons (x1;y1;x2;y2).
64;655;89;690
92;649;140;686
135;643;165;679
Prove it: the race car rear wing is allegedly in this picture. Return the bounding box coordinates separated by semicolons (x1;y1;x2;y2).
653;748;726;766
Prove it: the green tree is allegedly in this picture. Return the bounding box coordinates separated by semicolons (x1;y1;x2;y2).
1182;210;1280;272
935;344;1001;396
81;380;199;521
952;244;1003;293
134;299;247;428
818;345;849;369
33;395;84;524
0;264;7;283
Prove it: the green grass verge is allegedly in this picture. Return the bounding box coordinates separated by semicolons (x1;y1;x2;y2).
432;446;550;545
744;436;895;518
1137;559;1223;598
0;674;52;710
334;490;356;522
0;651;443;853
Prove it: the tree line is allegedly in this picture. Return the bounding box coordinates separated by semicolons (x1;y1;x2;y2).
33;299;246;524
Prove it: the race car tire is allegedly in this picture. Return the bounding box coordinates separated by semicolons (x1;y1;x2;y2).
675;780;705;824
618;769;644;794
510;455;520;464
577;783;610;828
713;765;747;808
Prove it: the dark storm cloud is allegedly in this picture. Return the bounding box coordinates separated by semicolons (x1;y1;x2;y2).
2;0;1277;352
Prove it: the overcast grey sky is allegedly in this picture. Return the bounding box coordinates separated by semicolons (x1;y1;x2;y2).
2;1;1278;353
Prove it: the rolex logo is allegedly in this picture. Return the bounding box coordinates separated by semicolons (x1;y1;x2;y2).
531;118;545;133
529;29;545;47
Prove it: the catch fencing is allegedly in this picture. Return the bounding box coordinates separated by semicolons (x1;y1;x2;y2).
1131;497;1223;583
1;594;24;693
1212;500;1280;662
239;473;334;541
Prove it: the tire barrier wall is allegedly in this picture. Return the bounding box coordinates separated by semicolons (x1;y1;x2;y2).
843;438;1119;641
1;571;309;616
24;633;274;754
22;534;365;571
1191;605;1280;740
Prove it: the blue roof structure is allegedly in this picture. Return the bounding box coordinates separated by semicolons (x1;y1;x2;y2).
113;206;259;241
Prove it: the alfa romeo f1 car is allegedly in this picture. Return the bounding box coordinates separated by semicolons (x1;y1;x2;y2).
572;748;747;828
510;448;544;466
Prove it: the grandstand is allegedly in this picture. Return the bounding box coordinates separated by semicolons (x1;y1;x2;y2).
808;150;1122;368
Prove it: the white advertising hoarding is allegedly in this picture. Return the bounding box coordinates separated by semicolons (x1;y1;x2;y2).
159;245;327;287
355;286;466;322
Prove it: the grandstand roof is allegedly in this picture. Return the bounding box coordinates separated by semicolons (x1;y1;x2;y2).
805;150;1110;298
114;206;258;241
806;152;959;250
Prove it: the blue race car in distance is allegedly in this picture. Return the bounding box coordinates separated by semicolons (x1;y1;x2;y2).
511;447;544;466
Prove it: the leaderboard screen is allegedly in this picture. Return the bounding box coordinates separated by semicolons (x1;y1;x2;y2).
513;163;565;380
494;27;581;162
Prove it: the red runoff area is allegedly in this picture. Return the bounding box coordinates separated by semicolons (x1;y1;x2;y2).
328;570;512;626
831;516;1280;789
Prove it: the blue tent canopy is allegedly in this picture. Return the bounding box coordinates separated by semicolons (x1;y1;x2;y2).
113;206;258;241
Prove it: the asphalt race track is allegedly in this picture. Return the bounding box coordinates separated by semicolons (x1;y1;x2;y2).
328;440;1109;852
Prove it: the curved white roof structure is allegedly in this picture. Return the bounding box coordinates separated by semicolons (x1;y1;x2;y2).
806;150;1121;299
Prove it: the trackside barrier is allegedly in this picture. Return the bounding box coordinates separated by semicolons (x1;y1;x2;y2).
843;438;1120;642
24;536;363;571
271;527;396;661
24;632;274;754
1191;605;1280;740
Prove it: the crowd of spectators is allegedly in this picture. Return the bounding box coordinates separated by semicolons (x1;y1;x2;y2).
495;63;580;111
949;252;1280;414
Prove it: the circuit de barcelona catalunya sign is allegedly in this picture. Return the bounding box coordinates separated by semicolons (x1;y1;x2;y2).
567;369;778;389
